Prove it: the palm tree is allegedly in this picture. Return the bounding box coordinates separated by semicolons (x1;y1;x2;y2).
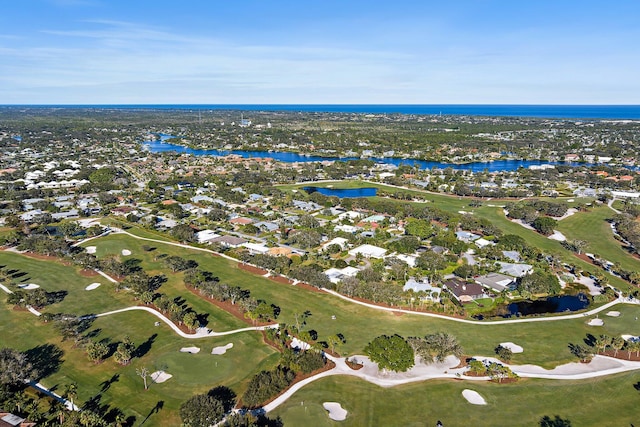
611;336;625;357
65;382;78;410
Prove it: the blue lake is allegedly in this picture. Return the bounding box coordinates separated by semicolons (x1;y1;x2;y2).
506;293;590;317
144;140;587;172
303;186;377;198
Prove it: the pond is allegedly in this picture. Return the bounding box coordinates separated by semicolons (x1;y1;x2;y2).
302;186;377;198
503;293;590;317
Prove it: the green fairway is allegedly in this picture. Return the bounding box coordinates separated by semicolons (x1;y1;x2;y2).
79;233;640;368
0;301;278;426
556;205;640;272
0;251;131;314
271;373;640;426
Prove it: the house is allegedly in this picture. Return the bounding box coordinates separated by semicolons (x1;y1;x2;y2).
292;200;322;212
394;253;418;268
348;244;387;259
52;209;79;220
455;231;481;242
474;238;494;248
196;229;220;244
334;224;360;234
20;209;42;222
229;217;254;226
475;273;516;293
268;246;293;257
254;221;279;233
0;412;36;427
242;242;270;255
502;250;522;262
322;237;349;251
443;278;487;302
324;266;360;284
498;262;533;278
156;218;178;229
210;235;247;248
403;278;442;302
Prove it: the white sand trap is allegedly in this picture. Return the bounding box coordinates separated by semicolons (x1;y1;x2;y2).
290;337;310;351
180;346;200;354
462;389;487;405
19;284;40;290
548;230;567;241
121;249;132;256
211;343;233;355
323;402;348;421
85;246;97;254
151;370;172;383
85;283;101;291
500;342;524;353
588;318;604;326
606;311;621;317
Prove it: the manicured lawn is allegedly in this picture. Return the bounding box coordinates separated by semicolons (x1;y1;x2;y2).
556;205;640;272
272;373;640;426
79;233;640;368
0;252;131;314
0;301;278;426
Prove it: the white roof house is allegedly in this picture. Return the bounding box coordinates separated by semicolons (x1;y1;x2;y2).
242;242;271;255
498;262;533;278
322;237;349;251
474;238;494;248
324;266;360;284
394;253;418;267
403;278;442;301
348;244;387;259
196;229;220;244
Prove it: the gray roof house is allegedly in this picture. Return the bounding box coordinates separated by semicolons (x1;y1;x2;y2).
475;273;516;293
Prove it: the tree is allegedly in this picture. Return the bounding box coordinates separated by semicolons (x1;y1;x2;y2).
0;347;35;386
532;217;557;235
136;366;150;390
611;336;625;357
495;345;513;362
539;415;572;427
414;332;464;363
569;343;592;362
416;251;447;273
405;218;433;238
64;382;78;410
85;340;109;364
179;393;226;427
114;336;135;365
364;334;414;373
517;270;561;296
171;224;196;242
183;312;199;331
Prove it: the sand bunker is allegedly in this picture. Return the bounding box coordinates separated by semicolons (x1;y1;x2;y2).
85;283;101;291
180;346;200;354
19;284;40;290
588;318;604;326
499;342;524;353
211;343;233;355
290;337;310;351
85;246;97;254
547;230;567;241
606;311;621;317
462;389;487;405
151;370;172;383
121;249;132;256
323;402;348;421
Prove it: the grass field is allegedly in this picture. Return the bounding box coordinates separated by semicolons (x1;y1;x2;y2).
2;201;640;425
77;233;640;368
271;373;640;426
0;298;278;426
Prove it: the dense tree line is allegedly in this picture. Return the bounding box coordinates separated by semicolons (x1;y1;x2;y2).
186;268;280;323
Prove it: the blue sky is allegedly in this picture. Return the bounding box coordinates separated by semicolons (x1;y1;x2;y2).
1;0;638;104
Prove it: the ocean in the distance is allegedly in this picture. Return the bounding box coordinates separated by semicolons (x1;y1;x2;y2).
14;104;640;119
